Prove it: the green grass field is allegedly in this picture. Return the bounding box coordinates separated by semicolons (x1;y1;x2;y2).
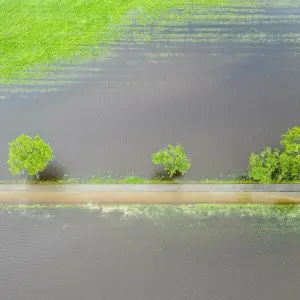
0;0;256;84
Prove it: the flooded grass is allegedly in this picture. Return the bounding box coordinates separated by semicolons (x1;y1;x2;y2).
78;203;300;233
1;0;298;84
101;203;300;222
0;0;251;84
1;203;299;219
1;0;300;180
1;203;300;233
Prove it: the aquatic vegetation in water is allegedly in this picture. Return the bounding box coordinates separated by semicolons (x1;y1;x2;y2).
2;203;300;233
100;203;299;219
101;204;300;233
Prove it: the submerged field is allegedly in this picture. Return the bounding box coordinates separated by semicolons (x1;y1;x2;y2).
1;0;300;180
2;5;300;296
0;0;254;84
2;203;300;300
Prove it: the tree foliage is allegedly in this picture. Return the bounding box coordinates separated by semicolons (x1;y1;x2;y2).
152;145;191;177
7;134;54;176
248;147;280;183
248;127;300;183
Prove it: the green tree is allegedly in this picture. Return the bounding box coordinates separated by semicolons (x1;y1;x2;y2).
7;134;54;176
152;145;191;178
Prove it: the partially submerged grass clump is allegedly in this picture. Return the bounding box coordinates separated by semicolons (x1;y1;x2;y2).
1;203;300;232
103;204;300;233
101;203;300;220
1;203;299;221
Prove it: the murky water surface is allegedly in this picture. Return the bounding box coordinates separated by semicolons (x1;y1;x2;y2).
1;2;300;179
1;207;300;300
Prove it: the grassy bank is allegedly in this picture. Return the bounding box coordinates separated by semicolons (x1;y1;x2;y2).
1;0;256;84
1;174;300;184
0;176;249;184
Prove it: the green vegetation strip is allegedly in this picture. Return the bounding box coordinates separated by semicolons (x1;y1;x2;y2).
0;203;298;217
1;176;300;185
101;203;300;220
2;204;300;232
1;203;299;221
1;0;258;84
101;204;300;233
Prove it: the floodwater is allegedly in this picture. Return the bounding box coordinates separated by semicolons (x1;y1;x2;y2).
1;2;300;180
1;207;300;300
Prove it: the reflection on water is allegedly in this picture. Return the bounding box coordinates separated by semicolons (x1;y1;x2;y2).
0;2;300;180
1;207;300;300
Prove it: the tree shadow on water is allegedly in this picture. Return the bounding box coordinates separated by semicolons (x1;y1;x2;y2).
151;166;183;183
26;159;68;183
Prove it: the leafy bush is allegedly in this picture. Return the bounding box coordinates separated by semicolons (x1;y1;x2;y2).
7;134;54;176
279;127;300;181
280;126;300;154
152;145;191;178
248;147;281;183
248;127;300;183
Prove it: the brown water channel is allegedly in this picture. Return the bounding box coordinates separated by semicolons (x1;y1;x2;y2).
1;4;300;180
1;207;300;300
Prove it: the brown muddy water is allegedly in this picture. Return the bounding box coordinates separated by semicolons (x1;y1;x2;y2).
1;207;300;300
1;4;300;180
